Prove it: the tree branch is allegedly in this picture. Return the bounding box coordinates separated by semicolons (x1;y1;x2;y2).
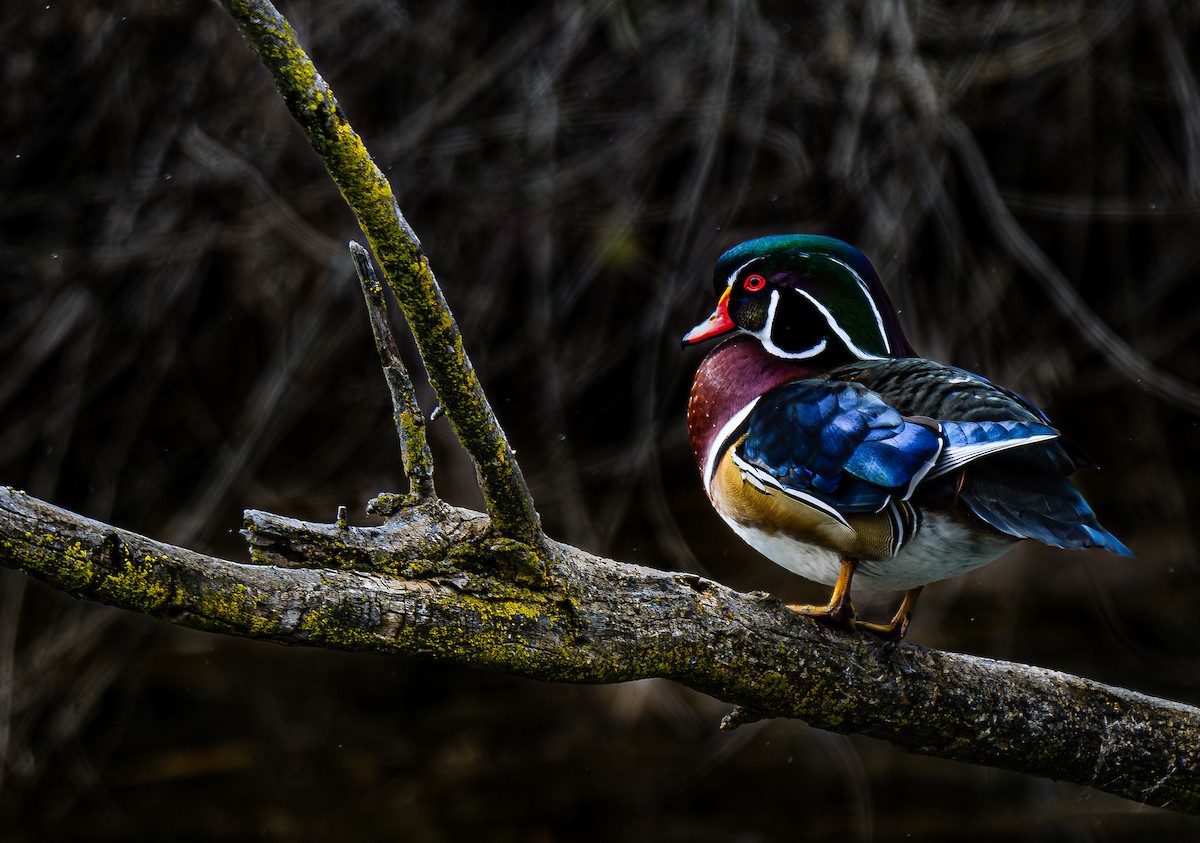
215;0;541;544
350;241;436;504
1;484;1197;814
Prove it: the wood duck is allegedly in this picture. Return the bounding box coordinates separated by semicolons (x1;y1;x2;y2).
683;234;1132;639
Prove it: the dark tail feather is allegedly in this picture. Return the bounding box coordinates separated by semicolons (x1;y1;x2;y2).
962;457;1133;557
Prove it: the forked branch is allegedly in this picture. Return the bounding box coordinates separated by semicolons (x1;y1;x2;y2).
350;241;436;503
216;0;540;544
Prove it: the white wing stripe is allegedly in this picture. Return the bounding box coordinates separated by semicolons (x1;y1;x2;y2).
927;432;1059;479
729;451;852;528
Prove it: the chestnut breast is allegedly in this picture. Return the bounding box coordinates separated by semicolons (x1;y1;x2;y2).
686;335;816;483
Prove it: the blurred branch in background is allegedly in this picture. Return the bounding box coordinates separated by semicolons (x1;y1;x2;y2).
944;116;1200;414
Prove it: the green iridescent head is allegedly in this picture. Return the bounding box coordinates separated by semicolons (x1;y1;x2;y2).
683;234;914;363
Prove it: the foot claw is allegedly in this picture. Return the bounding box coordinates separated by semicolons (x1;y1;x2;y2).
855;616;908;641
785;600;857;630
784;559;859;631
853;586;921;641
786;583;921;641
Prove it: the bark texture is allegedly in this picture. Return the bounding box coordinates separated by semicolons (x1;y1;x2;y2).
217;0;541;544
2;485;1197;815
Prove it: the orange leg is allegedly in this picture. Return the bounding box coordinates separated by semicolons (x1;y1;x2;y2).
786;558;858;629
856;586;923;641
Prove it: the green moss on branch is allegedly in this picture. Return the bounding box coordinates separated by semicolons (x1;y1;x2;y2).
3;485;1200;814
219;0;541;546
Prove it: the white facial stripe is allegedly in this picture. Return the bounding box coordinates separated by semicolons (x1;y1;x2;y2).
704;397;760;491
757;290;826;359
789;288;885;361
824;255;891;355
726;250;891;360
726;257;764;288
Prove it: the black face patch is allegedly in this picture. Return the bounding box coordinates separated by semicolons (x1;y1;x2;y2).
769;289;833;355
731;293;770;333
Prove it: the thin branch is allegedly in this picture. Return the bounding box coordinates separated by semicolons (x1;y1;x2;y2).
349;241;436;504
216;0;541;544
1;484;1197;814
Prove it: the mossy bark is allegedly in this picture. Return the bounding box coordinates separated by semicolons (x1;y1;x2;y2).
2;485;1198;814
217;0;540;545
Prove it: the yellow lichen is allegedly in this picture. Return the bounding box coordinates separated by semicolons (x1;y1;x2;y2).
7;530;94;593
191;583;281;637
96;552;172;613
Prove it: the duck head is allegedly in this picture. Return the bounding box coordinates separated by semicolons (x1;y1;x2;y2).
683;234;915;363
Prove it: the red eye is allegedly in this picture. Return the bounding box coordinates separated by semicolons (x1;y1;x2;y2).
743;274;767;292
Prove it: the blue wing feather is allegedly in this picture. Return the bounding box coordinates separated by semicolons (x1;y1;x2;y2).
930;419;1060;478
738;381;941;514
734;374;1133;558
958;449;1134;556
826;358;1133;555
734;367;1132;556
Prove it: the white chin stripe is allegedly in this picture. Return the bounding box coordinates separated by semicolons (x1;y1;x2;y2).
757;291;825;359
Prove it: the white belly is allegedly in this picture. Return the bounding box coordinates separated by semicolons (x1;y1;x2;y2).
721;511;1017;592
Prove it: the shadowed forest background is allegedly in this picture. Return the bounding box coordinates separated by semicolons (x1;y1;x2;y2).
3;1;1200;840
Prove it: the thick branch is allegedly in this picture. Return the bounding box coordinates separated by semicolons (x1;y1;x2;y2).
216;0;540;543
2;485;1197;815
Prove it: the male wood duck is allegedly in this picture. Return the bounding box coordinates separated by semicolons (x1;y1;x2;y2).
683;234;1132;639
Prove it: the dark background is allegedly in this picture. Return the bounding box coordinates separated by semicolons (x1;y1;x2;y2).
3;1;1200;840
